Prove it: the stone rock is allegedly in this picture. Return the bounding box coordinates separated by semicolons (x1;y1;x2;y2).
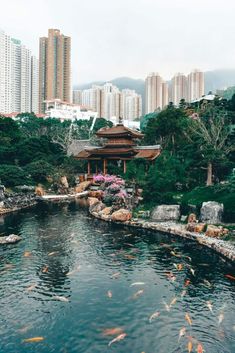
180;215;187;222
88;197;99;207
186;222;206;233
0;234;22;245
151;205;180;222
90;201;105;214
88;190;103;199
0;201;4;209
111;209;132;222
200;201;224;224
75;181;91;193
60;176;69;189
0;185;5;201
187;213;197;223
99;207;112;216
35;186;45;196
205;225;225;237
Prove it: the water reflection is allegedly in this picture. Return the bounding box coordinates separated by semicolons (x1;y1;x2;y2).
0;203;234;353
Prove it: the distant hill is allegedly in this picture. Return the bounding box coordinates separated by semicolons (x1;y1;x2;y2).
74;69;235;111
74;77;145;97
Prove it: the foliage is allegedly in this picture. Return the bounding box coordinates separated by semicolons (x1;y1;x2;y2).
124;159;148;186
24;160;55;183
0;164;30;187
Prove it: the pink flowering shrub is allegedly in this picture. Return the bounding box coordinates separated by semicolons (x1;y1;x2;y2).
93;174;127;206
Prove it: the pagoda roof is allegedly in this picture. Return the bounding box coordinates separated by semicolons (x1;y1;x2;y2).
96;124;144;138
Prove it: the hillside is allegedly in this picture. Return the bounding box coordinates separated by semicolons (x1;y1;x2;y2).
74;69;235;108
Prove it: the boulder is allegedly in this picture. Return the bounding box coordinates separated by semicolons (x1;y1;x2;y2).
88;197;100;207
0;234;22;245
60;176;69;189
200;201;224;224
186;222;206;233
111;209;132;222
187;213;197;223
90;201;105;213
35;186;45;196
205;225;225;237
75;181;91;193
88;190;104;199
99;207;112;216
0;185;5;201
151;205;180;222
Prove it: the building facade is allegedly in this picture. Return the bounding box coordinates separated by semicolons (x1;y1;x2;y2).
145;73;168;113
171;73;188;106
187;69;204;102
73;89;82;105
44;99;98;121
0;29;38;114
0;29;11;113
39;29;71;113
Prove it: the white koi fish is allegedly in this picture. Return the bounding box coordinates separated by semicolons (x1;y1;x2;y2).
206;300;213;313
108;333;127;346
149;311;160;323
53;295;69;302
130;282;145;287
178;327;186;342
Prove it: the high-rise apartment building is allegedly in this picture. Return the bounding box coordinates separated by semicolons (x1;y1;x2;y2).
162;82;169;109
187;69;204;102
73;90;82;105
145;73;169;113
171;73;188;106
39;29;71;113
31;56;39;114
0;29;38;114
120;89;142;121
0;29;11;113
81;85;102;117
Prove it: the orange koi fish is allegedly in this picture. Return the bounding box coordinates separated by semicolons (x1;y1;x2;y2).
197;343;204;353
184;279;191;287
170;297;177;306
24;251;31;257
42;265;49;273
149;311;160;323
23;336;44;343
188;340;193;353
225;274;235;281
26;284;36;291
103;328;124;336
185;313;192;326
107;290;112;298
108;333;127;346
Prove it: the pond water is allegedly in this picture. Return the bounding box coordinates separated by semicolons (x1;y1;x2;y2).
0;202;235;353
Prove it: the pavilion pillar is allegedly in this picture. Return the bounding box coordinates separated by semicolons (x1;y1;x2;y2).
103;159;107;174
123;160;127;174
88;161;91;175
95;162;98;174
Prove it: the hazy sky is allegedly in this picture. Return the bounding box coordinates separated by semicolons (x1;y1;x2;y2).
2;0;235;84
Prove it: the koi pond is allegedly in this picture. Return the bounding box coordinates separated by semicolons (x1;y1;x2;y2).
0;202;235;353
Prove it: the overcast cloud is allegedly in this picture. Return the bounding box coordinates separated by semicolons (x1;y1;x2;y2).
1;0;235;84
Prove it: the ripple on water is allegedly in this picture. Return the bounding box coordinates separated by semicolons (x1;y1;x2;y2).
0;203;234;353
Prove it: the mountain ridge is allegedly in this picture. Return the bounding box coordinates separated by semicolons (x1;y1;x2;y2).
74;69;235;95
